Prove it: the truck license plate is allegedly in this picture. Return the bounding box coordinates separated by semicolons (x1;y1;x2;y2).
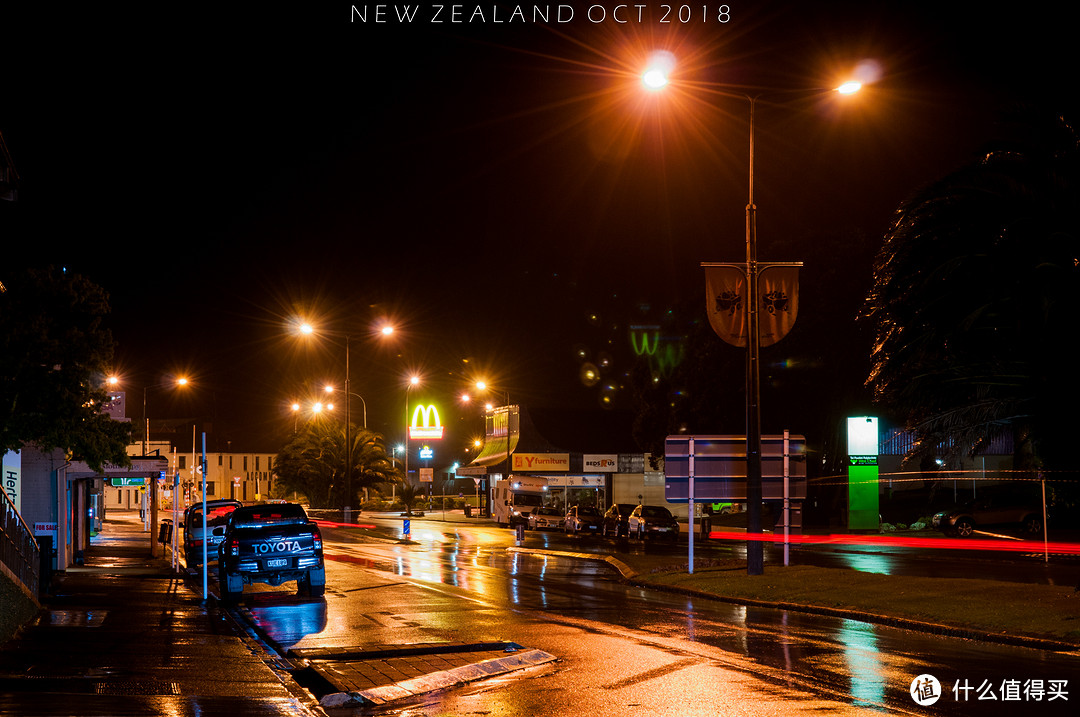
266;558;289;568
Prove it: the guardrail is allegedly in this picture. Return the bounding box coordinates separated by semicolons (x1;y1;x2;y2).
0;489;40;598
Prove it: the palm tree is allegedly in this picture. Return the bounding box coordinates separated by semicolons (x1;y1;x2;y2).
273;420;400;508
396;482;421;516
864;111;1079;470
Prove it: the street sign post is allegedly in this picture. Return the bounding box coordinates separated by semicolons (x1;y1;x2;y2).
666;434;806;570
665;434;806;502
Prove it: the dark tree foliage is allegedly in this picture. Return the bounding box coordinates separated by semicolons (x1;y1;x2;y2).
864;113;1080;469
273;419;399;508
0;267;131;471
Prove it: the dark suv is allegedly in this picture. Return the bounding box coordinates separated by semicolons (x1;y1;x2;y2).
217;502;325;601
932;491;1045;538
628;505;680;541
183;499;242;568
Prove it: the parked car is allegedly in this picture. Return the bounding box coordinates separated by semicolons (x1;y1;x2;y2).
932;492;1045;538
565;505;603;535
602;503;637;538
628;505;680;541
528;506;563;531
183;499;242;568
217;502;325;602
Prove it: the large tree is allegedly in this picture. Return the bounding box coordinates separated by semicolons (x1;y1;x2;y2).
273;420;399;508
0;267;131;470
864;112;1079;469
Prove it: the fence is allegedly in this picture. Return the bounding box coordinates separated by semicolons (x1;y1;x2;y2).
0;488;40;598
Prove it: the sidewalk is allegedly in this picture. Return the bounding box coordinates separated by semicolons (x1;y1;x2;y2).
0;511;323;717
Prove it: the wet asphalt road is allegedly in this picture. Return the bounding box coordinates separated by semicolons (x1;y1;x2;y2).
231;518;1080;716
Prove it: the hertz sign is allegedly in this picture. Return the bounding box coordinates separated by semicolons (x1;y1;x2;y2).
409;404;444;439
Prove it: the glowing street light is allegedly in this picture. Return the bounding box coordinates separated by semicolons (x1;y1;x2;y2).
130;376;190;456
294;318;396;520
644;54;866;576
641;50;675;90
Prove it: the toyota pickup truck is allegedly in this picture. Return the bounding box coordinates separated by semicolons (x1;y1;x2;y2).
217;502;325;602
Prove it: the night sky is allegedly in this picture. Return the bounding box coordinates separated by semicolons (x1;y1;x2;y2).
3;3;1076;457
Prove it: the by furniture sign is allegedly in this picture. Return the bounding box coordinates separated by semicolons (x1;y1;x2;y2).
409;404;444;439
511;453;570;472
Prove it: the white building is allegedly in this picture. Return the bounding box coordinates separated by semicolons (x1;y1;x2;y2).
103;440;277;511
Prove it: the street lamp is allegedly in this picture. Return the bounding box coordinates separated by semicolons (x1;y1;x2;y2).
473;381;512;517
324;384;367;428
643;56;863;575
137;376;190;456
296;319;395;521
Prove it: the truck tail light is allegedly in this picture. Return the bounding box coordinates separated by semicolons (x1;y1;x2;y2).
313;529;323;551
227;539;239;557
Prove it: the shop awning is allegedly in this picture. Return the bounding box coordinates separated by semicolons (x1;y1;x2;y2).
467;434;520;468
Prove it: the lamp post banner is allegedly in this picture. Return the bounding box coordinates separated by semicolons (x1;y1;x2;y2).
704;263;800;347
758;264;800;347
704;264;748;347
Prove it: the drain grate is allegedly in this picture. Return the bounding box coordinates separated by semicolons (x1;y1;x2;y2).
93;680;181;696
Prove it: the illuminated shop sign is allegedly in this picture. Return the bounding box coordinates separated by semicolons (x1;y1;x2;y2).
511;453;570;472
409;404;444;439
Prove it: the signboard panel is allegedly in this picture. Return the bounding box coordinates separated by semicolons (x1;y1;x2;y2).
664;435;807;502
409;404;444;439
847;416;880;529
2;450;20;512
511;453;570;472
109;477;147;487
583;454;617;472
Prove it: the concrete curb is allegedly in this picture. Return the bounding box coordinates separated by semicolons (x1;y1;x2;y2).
317;648;557;707
505;547;1080;654
506;547;639;579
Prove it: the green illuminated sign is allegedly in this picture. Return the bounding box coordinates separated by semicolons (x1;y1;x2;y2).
109;477;146;487
847;417;879;530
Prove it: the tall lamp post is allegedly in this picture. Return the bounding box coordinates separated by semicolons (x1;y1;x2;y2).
475;381;511;481
298;321;394;522
643;57;862;575
324;384;367;428
111;374;189;560
139;376;189;456
473;381;512;519
403;375;420;487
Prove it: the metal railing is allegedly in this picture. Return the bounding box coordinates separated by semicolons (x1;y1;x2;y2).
0;489;40;598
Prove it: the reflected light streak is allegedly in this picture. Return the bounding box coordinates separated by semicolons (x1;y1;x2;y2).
705;531;1080;554
312;519;377;530
839;620;885;708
